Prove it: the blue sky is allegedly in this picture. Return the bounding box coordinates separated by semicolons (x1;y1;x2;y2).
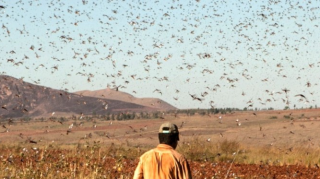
1;0;320;110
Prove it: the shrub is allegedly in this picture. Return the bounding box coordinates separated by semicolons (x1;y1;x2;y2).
283;115;291;119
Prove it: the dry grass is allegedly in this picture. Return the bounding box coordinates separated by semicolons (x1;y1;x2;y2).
1;108;320;177
0;142;146;178
2;138;320;178
177;136;320;167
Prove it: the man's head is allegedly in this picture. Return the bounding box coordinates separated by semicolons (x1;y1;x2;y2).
158;122;179;149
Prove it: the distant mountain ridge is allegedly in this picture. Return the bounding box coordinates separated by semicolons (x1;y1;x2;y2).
0;75;177;119
75;88;177;111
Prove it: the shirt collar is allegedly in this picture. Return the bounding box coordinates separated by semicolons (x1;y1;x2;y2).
157;144;174;150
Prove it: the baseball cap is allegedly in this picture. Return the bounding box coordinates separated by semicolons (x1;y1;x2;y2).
159;122;179;134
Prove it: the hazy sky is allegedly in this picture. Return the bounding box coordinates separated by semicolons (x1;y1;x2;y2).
1;0;320;110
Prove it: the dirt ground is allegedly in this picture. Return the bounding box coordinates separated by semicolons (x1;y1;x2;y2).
1;108;320;178
2;108;320;147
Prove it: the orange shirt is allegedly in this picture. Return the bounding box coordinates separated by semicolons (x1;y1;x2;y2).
133;144;192;179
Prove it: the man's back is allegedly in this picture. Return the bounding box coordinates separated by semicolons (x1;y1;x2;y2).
133;144;192;179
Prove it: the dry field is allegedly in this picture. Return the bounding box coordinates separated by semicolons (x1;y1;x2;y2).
1;108;320;178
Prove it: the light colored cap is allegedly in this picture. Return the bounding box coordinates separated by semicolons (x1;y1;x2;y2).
159;122;179;134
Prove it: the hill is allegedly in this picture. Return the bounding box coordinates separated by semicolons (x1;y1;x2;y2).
75;88;177;111
0;75;169;119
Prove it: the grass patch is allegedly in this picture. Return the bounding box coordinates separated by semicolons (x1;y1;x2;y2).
177;137;320;166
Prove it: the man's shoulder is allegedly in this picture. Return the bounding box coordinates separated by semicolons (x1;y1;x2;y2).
170;149;187;161
156;144;187;162
140;145;187;162
139;148;156;159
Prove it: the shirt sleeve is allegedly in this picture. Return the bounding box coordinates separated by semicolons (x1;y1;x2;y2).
133;158;144;179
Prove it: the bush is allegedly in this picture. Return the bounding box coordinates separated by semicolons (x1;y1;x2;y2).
283;115;290;119
219;139;240;155
177;138;241;162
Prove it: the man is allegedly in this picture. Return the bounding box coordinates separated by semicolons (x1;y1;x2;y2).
133;122;192;179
